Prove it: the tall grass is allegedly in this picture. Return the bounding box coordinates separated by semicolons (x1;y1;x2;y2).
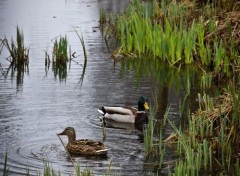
0;26;29;85
52;35;69;67
100;0;240;79
1;26;29;67
2;154;113;176
47;35;70;81
143;107;155;154
142;87;240;175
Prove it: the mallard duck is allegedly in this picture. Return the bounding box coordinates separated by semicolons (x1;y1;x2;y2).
58;127;108;155
98;96;149;125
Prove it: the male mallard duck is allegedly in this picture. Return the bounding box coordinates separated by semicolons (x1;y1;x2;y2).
98;96;149;125
58;127;108;155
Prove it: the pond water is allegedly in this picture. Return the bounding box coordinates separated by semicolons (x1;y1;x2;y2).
0;0;201;175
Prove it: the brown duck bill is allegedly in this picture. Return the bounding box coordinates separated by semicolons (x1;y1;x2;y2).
58;130;66;135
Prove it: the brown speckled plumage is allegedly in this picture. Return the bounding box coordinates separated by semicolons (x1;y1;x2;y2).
58;127;108;155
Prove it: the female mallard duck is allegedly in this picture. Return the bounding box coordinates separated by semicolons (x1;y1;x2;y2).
98;96;149;125
58;127;108;155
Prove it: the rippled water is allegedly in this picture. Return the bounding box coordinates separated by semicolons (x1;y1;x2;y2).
0;0;198;175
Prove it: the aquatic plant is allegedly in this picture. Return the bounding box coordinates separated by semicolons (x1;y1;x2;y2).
102;121;106;141
164;90;240;174
45;35;70;81
2;152;116;176
143;107;155;154
43;162;61;176
99;9;107;27
141;84;240;175
1;26;29;67
0;26;29;86
3;152;9;176
100;0;240;83
73;27;88;85
52;35;69;67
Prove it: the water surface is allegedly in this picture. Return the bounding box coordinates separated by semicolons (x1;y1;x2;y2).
0;0;197;175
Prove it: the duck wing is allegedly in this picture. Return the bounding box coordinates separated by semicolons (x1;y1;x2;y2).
73;139;104;146
101;106;135;115
67;139;108;155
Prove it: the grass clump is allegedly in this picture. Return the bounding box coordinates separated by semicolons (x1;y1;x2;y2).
1;26;29;67
2;155;104;176
0;26;29;85
44;35;70;81
144;88;240;175
100;0;240;82
45;30;88;83
52;35;69;67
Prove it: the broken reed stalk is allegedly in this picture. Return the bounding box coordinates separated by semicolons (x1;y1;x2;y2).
73;27;87;62
102;121;106;141
72;27;88;85
3;152;9;176
56;134;78;174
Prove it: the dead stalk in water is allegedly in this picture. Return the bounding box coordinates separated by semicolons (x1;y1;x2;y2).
56;134;78;173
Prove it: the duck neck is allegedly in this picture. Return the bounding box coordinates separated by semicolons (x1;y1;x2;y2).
138;105;145;112
67;133;76;143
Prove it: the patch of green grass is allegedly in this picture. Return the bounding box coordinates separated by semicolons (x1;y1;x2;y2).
100;0;240;82
52;35;69;67
2;26;29;67
0;26;29;85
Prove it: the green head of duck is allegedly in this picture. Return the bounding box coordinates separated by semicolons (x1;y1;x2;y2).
138;96;149;111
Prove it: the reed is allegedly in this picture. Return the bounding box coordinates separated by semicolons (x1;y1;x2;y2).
73;27;88;85
3;152;9;176
143;106;155;154
102;121;106;141
0;26;29;80
2;26;29;66
236;159;240;175
100;0;240;82
43;162;60;176
200;73;212;89
49;35;70;81
99;9;107;27
52;35;69;67
158;128;165;168
73;27;87;62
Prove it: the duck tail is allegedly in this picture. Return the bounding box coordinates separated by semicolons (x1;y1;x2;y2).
96;148;109;154
97;107;106;115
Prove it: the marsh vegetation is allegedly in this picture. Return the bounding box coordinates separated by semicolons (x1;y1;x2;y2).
44;29;87;82
0;26;29;86
100;0;240;175
1;0;240;175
